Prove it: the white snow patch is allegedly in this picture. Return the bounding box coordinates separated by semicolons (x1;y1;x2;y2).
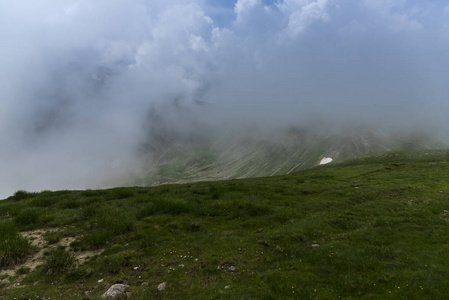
319;157;333;165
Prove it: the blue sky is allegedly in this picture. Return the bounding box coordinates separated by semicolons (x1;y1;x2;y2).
1;0;449;196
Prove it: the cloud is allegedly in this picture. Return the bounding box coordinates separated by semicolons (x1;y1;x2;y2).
278;0;331;37
1;0;449;198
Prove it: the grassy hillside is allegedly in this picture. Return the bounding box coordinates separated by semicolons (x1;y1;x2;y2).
136;127;449;186
2;150;449;299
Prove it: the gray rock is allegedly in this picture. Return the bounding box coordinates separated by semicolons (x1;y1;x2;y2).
229;266;236;272
141;282;149;286
157;282;167;291
225;285;231;289
101;284;130;298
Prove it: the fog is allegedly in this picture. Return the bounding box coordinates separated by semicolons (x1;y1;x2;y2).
1;0;449;198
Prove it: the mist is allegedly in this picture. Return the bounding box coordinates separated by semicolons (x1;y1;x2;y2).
1;0;449;199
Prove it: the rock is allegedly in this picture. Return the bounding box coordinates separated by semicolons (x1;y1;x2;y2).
157;282;167;291
225;285;231;289
98;279;104;283
126;292;132;298
311;244;320;249
229;266;236;272
101;284;130;298
179;264;185;267
141;282;149;286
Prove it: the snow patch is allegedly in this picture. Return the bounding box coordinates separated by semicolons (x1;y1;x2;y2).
319;157;333;165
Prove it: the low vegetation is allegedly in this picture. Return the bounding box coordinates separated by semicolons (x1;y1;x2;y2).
1;150;449;299
0;220;36;268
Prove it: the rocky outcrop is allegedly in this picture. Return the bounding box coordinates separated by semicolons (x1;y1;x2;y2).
101;284;129;298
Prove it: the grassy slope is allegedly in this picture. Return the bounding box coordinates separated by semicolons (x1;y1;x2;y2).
137;129;449;187
1;150;449;299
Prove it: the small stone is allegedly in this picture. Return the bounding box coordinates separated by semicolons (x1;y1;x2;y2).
126;292;132;298
98;279;104;283
194;258;199;262
157;282;167;291
101;284;129;298
141;282;149;286
229;266;236;272
179;264;185;268
225;285;231;289
133;267;139;270
311;244;320;249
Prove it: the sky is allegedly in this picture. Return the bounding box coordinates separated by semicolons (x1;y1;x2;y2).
1;0;449;198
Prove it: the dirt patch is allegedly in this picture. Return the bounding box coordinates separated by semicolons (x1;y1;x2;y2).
0;227;104;288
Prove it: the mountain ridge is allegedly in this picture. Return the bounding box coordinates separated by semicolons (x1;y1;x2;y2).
135;126;449;187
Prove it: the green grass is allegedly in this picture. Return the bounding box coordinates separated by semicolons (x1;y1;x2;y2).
41;246;76;275
1;149;449;299
0;220;36;268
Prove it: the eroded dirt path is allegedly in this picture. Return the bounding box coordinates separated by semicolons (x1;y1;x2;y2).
0;227;103;289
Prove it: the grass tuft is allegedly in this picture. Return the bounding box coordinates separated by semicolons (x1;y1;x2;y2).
14;208;40;227
10;190;37;201
108;188;135;200
0;220;35;268
42;247;75;275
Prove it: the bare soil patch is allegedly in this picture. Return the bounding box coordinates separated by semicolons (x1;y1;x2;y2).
0;227;104;289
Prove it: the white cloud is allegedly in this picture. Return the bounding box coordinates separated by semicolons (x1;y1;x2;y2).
280;0;331;37
235;0;260;16
363;0;423;32
1;0;449;198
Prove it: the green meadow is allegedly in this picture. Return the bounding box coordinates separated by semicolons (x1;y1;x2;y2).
1;150;449;299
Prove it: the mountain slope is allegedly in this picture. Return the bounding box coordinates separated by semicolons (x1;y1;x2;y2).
135;126;449;186
2;150;449;299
